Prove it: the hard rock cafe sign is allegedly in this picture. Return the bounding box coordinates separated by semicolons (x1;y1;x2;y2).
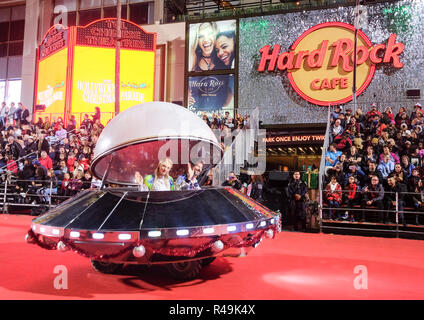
257;22;405;106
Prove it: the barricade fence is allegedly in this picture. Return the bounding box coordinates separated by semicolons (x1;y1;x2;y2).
0;178;77;214
321;189;424;236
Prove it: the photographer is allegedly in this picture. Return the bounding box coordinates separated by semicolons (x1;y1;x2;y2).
222;171;242;190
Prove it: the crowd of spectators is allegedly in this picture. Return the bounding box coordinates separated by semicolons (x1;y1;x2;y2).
324;102;424;226
0;101;104;206
201;111;251;152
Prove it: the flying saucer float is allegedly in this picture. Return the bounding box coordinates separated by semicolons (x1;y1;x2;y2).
26;102;280;279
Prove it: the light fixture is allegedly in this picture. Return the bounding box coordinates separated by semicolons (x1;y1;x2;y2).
176;229;189;236
246;223;254;229
52;229;60;235
148;230;161;237
70;231;80;238
227;226;237;232
118;233;131;240
203;227;214;234
92;233;104;240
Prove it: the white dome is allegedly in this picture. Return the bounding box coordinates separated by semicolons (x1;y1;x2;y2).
91;102;222;184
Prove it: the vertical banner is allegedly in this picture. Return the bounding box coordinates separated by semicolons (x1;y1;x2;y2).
35;25;69;121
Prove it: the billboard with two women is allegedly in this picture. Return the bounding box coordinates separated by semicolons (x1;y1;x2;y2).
187;20;236;118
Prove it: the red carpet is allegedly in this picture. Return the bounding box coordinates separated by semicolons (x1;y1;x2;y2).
1;214;424;300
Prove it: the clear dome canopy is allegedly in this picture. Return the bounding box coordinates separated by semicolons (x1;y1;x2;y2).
91;102;222;185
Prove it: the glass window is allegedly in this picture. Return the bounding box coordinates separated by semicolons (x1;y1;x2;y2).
11;5;25;21
7;56;22;79
78;8;101;25
68;11;77;26
0;58;6;80
54;0;77;12
129;2;148;25
104;0;127;6
0;22;9;42
6;80;21;105
129;0;150;3
79;0;102;10
8;42;23;56
0;81;5;101
9;20;25;41
103;5;127;19
0;44;7;57
0;8;10;23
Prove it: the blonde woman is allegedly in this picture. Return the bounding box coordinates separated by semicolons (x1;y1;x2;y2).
189;22;219;71
144;158;175;191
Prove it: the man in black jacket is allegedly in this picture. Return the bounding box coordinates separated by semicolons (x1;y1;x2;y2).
361;175;385;222
384;174;407;226
287;171;308;231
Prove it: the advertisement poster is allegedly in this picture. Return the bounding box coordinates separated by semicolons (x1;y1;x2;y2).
188;20;236;72
188;74;234;117
36;47;68;118
71;45;155;123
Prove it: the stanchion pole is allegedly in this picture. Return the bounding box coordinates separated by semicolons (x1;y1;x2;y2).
3;179;7;214
396;192;399;238
48;180;53;210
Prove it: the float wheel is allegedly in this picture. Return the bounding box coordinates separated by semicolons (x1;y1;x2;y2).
165;260;203;280
90;259;123;274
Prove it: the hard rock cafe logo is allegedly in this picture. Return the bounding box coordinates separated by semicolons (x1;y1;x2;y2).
257;22;404;106
189;76;225;94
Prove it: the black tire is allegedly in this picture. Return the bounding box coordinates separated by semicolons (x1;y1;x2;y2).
165;260;203;280
90;259;123;274
201;257;216;266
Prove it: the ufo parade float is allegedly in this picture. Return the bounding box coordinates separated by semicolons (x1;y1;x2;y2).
26;102;280;280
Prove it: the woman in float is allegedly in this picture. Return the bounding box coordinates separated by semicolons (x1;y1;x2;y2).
144;158;175;191
175;161;204;191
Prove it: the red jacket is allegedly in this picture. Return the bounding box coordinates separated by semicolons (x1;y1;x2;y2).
6;160;17;174
39;156;53;170
67;158;76;172
325;182;342;203
346;183;358;200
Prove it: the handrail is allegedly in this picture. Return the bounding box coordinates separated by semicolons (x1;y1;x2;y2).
318;105;332;233
320;188;424;236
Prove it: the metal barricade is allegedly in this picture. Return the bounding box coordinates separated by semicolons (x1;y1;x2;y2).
0;178;73;215
320;188;424;237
